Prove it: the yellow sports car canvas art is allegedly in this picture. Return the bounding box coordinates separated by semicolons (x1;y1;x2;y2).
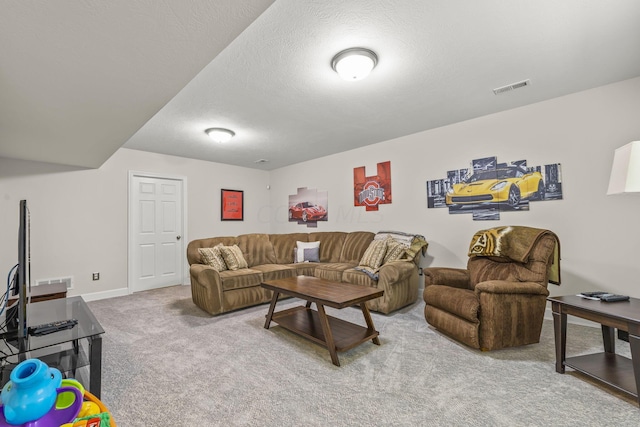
427;157;561;221
445;164;545;208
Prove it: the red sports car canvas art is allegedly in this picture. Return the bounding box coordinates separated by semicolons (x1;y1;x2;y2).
288;202;327;222
288;187;329;228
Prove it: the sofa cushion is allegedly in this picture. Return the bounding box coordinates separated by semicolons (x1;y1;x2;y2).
187;236;237;265
295;241;320;263
251;264;296;281
295;247;320;263
309;232;346;263
220;245;249;271
237;233;277;267
219;269;263;291
357;239;388;274
374;231;428;263
339;231;375;263
270;233;309;264
313;262;356;282
198;244;228;271
286;262;318;276
383;237;408;264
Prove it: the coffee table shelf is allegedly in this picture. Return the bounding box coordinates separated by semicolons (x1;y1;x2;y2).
271;306;379;353
565;353;637;397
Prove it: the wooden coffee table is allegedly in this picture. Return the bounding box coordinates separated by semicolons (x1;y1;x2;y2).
262;276;383;366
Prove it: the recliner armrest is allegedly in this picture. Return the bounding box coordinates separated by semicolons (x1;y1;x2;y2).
423;267;470;289
474;280;549;296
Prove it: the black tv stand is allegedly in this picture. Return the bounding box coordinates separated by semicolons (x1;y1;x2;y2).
0;297;104;398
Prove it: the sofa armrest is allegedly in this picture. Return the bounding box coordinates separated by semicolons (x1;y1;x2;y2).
372;261;419;314
189;264;224;315
378;261;415;283
474;280;549;296
190;263;220;278
423;267;470;289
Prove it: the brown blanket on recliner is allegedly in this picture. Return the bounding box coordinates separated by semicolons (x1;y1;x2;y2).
468;226;561;285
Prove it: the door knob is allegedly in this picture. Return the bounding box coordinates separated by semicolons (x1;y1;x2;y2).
176;235;181;240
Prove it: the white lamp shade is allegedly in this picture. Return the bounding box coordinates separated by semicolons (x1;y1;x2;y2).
332;48;378;81
205;128;235;143
607;141;640;194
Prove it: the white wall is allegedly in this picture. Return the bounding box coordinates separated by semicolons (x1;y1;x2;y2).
269;77;640;298
2;78;640;301
0;148;270;298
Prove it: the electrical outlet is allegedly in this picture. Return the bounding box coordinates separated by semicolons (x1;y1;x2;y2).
92;272;100;281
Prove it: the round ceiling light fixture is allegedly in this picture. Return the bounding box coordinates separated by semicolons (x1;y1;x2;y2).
205;127;235;143
331;47;378;81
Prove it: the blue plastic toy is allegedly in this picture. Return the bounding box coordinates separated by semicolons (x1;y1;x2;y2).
1;359;63;424
0;386;82;427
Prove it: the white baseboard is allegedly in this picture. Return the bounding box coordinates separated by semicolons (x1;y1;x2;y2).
79;282;190;302
80;287;129;302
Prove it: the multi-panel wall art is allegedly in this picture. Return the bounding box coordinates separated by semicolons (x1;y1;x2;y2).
288;187;328;228
427;156;562;220
354;161;392;211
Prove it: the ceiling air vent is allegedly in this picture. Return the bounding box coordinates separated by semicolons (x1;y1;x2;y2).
254;159;269;164
493;79;531;95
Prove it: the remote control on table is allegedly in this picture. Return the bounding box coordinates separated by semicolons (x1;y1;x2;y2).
579;291;609;298
28;319;78;336
599;294;630;302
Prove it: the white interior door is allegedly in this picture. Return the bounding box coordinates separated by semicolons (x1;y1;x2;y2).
129;173;185;293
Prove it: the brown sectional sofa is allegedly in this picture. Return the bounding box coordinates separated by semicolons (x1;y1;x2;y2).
187;231;425;316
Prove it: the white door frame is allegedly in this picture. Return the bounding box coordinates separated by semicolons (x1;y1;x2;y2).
128;171;188;294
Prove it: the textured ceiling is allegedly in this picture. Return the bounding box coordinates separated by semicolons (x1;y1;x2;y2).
3;1;640;170
0;0;274;168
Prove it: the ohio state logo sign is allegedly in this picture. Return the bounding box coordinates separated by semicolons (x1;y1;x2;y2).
354;161;392;211
359;181;385;206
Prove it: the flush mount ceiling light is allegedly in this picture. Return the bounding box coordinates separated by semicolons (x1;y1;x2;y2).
205;127;235;143
331;47;378;81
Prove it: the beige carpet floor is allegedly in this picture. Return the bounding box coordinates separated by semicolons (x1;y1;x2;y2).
87;285;640;426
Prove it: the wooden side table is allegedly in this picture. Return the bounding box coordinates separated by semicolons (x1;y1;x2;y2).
548;294;640;406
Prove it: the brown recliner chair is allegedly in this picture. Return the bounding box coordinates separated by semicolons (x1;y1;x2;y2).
423;226;560;351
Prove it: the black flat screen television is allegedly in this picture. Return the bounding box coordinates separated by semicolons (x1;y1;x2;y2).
3;200;29;351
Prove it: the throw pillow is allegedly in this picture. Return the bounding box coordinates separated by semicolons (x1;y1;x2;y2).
302;247;320;263
198;244;228;271
219;245;248;270
383;237;408;264
295;241;320;263
358;239;388;273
